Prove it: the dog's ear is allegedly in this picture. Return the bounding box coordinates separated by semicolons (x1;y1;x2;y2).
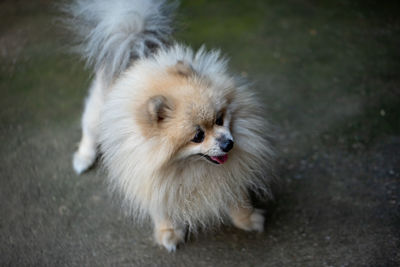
146;95;173;123
169;60;195;77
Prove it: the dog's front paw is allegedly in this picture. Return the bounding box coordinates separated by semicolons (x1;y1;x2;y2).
155;227;185;252
231;208;265;232
73;150;96;174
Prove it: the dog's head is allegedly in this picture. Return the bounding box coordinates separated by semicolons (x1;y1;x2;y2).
137;60;236;165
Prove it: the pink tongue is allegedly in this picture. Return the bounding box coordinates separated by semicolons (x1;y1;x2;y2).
210;154;228;164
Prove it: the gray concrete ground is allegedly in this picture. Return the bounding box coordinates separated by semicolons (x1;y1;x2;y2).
1;0;399;266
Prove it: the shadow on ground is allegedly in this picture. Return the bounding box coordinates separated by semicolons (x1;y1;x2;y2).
1;0;399;266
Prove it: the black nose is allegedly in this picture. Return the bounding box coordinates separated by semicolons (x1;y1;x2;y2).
219;139;234;152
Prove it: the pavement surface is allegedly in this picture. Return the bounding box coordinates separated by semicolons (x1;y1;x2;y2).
1;0;399;266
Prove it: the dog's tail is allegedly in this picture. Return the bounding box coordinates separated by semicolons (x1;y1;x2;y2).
62;0;177;82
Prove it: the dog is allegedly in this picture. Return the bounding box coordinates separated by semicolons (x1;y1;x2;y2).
64;0;274;251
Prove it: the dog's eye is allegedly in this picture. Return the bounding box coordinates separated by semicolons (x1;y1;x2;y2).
216;114;224;126
191;128;205;143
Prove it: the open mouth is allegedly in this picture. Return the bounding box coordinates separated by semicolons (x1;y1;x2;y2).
199;153;229;164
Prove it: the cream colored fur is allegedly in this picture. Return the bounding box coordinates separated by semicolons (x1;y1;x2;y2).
69;1;274;252
98;45;272;250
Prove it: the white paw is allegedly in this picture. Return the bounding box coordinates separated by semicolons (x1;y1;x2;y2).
232;208;265;232
157;228;185;252
73;151;96;174
249;209;265;232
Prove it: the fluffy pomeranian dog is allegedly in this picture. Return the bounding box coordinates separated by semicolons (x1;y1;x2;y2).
64;0;274;251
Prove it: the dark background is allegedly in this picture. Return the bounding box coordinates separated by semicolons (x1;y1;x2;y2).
1;0;399;266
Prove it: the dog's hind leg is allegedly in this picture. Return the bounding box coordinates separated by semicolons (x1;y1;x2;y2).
229;193;265;232
73;70;105;174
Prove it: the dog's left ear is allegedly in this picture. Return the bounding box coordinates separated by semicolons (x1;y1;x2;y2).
169;60;195;77
146;95;173;123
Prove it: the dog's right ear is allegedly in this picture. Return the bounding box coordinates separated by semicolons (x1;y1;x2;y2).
146;95;173;124
168;60;195;77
